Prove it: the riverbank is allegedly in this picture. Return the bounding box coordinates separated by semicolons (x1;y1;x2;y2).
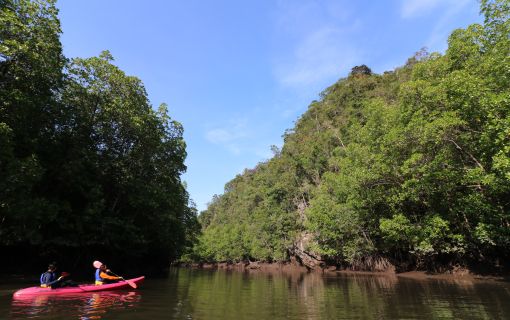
183;261;510;282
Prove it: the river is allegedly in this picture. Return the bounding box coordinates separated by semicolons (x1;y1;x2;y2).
1;268;509;319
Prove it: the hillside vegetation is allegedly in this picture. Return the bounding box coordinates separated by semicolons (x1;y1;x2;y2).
194;0;510;272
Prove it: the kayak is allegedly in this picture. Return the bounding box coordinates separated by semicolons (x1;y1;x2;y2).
13;276;144;297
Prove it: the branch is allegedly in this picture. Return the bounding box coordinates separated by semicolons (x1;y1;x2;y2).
445;138;485;171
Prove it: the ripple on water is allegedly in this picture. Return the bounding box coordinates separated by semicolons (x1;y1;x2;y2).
9;291;141;319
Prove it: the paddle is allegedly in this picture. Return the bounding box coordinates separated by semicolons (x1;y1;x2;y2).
54;271;70;283
56;272;87;291
108;270;137;289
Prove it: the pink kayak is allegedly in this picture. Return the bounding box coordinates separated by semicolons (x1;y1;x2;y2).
13;276;145;297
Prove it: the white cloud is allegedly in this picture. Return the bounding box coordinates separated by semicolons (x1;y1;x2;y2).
401;0;470;19
206;128;236;144
273;0;363;89
401;0;442;19
424;0;471;51
275;0;352;35
205;119;249;155
275;26;361;88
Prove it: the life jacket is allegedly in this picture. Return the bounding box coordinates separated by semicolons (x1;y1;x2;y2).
95;269;103;285
40;271;55;288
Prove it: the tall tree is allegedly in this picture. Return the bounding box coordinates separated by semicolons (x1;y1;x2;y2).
1;0;196;271
0;0;65;247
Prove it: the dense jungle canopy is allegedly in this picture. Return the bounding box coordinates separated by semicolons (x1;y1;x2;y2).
194;0;510;272
0;0;198;272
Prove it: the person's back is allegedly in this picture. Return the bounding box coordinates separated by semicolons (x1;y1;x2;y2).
40;264;62;288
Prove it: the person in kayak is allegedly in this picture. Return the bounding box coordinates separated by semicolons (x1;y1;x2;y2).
94;260;123;285
40;263;63;288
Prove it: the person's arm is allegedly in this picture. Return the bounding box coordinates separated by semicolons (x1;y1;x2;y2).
100;271;121;280
47;276;63;285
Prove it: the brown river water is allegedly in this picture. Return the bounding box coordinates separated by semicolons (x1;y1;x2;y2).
1;268;509;319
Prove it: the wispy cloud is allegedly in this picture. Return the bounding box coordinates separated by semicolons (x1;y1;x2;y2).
400;0;471;21
401;0;443;19
206;128;240;144
275;27;361;87
273;0;362;89
205;119;248;155
424;0;472;50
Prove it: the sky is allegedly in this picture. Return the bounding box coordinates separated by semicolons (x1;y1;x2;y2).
56;0;481;211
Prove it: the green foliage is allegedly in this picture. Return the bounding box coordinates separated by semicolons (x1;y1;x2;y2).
0;0;197;268
194;157;300;262
379;214;414;250
195;0;510;270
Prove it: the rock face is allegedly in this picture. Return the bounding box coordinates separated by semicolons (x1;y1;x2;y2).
290;232;324;270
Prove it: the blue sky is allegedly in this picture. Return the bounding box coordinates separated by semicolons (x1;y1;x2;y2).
56;0;481;211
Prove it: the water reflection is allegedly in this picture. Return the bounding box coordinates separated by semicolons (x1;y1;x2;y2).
10;291;141;319
171;269;510;320
4;270;510;319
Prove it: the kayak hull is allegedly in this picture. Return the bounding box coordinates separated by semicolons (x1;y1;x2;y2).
13;276;144;297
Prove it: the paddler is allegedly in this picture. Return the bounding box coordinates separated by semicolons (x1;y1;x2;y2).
40;263;63;288
93;260;123;285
